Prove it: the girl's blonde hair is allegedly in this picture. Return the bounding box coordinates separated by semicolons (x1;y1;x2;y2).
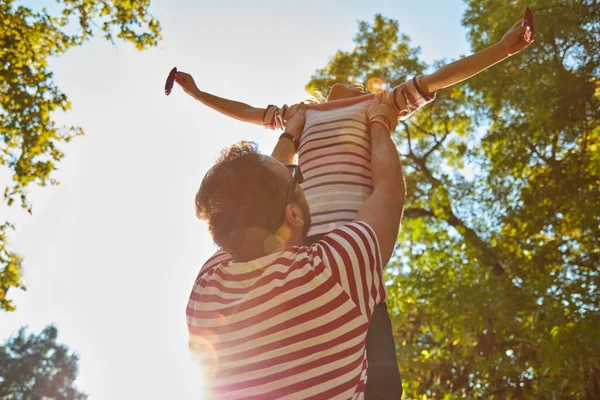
306;81;367;104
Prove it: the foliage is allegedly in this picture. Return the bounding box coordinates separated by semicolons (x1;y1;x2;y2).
0;222;23;311
0;325;86;399
0;0;161;311
306;2;599;398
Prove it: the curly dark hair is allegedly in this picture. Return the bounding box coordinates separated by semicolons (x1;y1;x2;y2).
195;141;290;256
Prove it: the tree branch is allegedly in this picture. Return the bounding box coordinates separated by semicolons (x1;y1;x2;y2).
404;207;435;218
551;130;560;160
423;125;451;161
404;207;507;277
405;153;510;278
401;121;413;154
524;138;551;165
446;213;506;277
409;121;433;136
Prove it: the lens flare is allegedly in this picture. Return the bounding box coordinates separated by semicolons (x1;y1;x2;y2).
367;77;385;94
264;234;285;254
276;225;291;241
189;332;219;381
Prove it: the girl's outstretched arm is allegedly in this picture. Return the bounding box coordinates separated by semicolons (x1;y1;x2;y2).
175;71;265;125
420;16;535;95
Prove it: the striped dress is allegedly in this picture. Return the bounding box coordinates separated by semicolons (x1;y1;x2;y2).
297;100;373;237
262;76;435;237
187;77;435;398
187;222;385;399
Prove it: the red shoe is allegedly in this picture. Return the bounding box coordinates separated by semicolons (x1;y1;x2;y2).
165;67;177;96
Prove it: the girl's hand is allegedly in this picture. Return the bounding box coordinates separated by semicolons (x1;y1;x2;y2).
500;18;535;56
175;71;199;95
284;103;307;138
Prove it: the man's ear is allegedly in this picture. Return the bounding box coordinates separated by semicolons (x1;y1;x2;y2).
283;203;305;229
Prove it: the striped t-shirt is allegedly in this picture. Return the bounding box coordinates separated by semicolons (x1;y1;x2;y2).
263;76;435;236
187;222;385;399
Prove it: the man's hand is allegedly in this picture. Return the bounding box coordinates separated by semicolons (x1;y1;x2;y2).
271;103;306;164
284;103;307;138
367;94;398;132
500;18;535;56
175;71;200;96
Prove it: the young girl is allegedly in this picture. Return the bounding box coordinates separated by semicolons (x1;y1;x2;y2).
184;15;534;398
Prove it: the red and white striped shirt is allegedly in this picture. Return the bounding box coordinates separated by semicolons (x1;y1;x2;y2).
187;222;385;399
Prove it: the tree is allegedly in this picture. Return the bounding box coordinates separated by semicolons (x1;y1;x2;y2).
306;2;599;398
0;325;86;399
0;0;161;311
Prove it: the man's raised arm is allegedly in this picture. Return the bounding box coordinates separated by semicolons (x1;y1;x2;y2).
354;95;405;265
270;104;306;164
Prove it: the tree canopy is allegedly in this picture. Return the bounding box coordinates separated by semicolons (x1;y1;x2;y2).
0;0;161;311
0;325;86;399
306;1;599;398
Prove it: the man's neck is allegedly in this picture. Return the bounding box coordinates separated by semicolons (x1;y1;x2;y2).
231;230;304;263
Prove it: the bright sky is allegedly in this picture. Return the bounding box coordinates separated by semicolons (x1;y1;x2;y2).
1;1;471;398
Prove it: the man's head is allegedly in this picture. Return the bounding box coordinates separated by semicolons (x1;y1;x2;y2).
195;141;311;261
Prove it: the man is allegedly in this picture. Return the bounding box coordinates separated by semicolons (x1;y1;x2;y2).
187;95;404;399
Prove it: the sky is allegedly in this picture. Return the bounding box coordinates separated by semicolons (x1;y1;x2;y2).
1;0;471;398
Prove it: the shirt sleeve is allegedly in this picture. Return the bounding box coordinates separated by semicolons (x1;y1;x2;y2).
262;104;289;130
382;75;436;121
197;249;232;277
187;249;233;334
313;222;386;320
